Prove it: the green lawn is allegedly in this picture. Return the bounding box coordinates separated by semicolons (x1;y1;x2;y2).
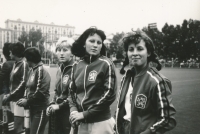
45;67;200;134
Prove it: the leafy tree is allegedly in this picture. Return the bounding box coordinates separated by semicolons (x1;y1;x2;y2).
28;29;42;47
110;32;125;59
18;31;29;48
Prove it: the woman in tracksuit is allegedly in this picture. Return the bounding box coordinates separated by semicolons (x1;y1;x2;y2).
2;42;29;134
115;30;176;134
46;37;74;134
68;27;117;134
17;47;50;134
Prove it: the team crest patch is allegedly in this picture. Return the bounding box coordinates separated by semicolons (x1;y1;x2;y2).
88;70;97;81
30;74;35;82
135;94;147;109
63;75;69;84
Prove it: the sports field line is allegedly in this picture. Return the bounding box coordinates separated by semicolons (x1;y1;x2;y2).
172;79;200;83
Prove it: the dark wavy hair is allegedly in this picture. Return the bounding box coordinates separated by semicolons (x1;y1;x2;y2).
71;27;106;57
24;47;41;64
120;30;162;74
10;42;25;58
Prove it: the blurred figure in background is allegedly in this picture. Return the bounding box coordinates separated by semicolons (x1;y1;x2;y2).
46;37;74;134
0;43;15;133
2;42;29;134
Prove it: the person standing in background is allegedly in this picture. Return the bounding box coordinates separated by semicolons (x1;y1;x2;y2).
0;43;15;133
3;42;29;134
46;37;74;134
17;47;50;134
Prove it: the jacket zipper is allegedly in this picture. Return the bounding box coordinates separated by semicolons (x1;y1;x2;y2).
81;55;92;110
60;64;71;92
81;65;88;111
116;72;127;134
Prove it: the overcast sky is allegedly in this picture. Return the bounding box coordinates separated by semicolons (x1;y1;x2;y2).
0;0;200;34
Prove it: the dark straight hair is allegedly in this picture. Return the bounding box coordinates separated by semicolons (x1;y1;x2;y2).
71;27;106;57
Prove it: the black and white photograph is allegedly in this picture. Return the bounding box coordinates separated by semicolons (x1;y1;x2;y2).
0;0;200;134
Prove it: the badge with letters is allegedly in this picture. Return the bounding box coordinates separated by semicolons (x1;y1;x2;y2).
88;70;97;81
135;94;147;109
63;75;69;84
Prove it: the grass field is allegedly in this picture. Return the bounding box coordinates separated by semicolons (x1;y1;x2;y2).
45;67;200;134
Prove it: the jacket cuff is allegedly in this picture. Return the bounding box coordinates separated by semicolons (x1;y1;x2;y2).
70;107;78;113
141;128;154;134
58;100;68;109
26;98;32;105
83;111;90;120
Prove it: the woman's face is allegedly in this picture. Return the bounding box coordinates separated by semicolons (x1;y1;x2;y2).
56;47;72;63
127;39;150;68
85;33;102;56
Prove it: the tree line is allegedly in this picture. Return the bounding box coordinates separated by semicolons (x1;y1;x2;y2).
18;19;200;63
109;19;200;63
18;29;58;64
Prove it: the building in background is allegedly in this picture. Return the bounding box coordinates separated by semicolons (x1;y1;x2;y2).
0;18;75;63
0;28;13;62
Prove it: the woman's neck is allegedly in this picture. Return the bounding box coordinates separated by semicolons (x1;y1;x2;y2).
62;58;72;66
133;62;148;76
15;57;23;62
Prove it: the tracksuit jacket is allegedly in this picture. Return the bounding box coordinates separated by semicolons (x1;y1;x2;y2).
68;54;117;123
26;62;50;110
116;65;176;134
52;59;74;109
0;59;14;94
9;58;29;102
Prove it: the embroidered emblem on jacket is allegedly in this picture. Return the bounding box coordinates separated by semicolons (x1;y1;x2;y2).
135;94;147;109
88;70;97;81
63;75;69;84
30;74;35;82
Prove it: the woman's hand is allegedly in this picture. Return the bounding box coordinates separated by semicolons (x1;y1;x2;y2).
70;111;84;123
16;98;28;107
46;104;59;116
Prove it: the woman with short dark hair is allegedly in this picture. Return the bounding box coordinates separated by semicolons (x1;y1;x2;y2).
115;30;176;134
17;47;50;134
3;42;29;134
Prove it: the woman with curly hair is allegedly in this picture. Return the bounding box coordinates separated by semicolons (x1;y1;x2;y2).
115;30;176;134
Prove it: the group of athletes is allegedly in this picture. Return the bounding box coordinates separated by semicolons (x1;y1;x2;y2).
0;27;176;134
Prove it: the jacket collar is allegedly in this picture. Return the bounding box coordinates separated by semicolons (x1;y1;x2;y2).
15;57;25;65
83;53;101;63
59;59;74;72
134;64;150;78
118;68;135;107
32;61;43;70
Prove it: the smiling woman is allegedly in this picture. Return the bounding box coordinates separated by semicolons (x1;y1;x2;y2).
116;30;176;134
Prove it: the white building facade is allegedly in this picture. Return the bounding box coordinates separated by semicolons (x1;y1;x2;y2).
0;19;75;63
